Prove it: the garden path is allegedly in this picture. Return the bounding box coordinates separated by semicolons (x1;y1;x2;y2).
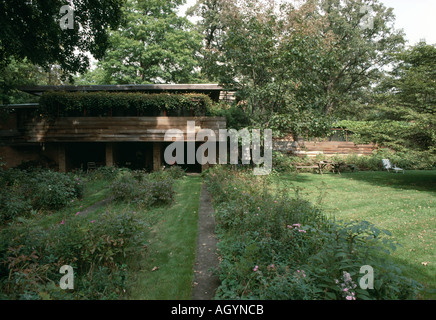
191;182;220;300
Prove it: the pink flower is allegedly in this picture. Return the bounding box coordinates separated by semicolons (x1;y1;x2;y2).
292;224;301;228
60;220;65;225
75;212;80;216
346;295;355;300
90;220;96;223
253;265;259;272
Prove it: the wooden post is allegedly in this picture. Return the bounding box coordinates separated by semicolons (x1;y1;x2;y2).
58;144;66;172
106;143;114;167
153;142;162;171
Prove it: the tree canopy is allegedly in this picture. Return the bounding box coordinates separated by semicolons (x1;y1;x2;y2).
0;0;124;74
194;0;405;138
88;0;203;84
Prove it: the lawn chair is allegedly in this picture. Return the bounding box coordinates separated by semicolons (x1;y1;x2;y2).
87;161;97;173
382;159;404;174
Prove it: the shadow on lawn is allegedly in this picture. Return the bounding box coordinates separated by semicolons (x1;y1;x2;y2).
336;170;436;193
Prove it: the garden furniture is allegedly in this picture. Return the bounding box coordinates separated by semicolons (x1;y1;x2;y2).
382;159;404;174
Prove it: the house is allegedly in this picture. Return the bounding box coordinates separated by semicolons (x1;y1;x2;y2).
0;84;227;173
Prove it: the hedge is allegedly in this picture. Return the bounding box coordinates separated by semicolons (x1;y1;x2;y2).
38;91;214;118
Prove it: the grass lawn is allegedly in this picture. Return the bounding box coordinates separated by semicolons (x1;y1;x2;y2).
127;175;202;299
275;170;435;299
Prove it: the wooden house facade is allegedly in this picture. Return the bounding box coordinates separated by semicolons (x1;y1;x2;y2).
0;84;227;172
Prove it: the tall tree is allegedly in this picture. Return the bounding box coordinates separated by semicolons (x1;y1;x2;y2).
0;58;69;104
195;0;336;138
195;0;405;138
95;0;203;84
0;0;124;75
317;0;405;115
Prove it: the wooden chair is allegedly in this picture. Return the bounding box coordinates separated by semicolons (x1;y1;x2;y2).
87;162;97;173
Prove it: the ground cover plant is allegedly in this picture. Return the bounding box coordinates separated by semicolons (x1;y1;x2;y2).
274;170;436;299
205;166;424;300
0;166;191;300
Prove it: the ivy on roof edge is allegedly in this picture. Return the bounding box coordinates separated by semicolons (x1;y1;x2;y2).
38;91;214;118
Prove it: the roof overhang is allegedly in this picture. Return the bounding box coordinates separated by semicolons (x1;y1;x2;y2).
18;84;225;101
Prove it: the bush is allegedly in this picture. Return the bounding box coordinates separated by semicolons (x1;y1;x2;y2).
30;170;84;210
205;166;423;300
87;166;121;181
0;189;31;222
163;165;186;180
0;169;84;223
0;208;147;300
109;170;175;208
109;173;139;202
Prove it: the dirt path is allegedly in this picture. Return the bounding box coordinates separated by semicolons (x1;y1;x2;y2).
77;197;111;216
192;183;220;300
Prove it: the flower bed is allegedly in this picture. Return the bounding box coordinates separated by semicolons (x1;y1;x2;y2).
205;166;422;299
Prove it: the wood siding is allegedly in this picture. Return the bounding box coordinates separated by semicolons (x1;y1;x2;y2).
24;116;227;143
274;140;377;156
302;141;376;155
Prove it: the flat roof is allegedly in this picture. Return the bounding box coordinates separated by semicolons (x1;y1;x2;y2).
18;83;224;96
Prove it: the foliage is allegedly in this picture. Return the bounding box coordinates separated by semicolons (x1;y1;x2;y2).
207;102;251;130
205;166;422;299
163;165;187;180
0;0;123;75
86;166;121;182
89;0;203;84
195;0;404;137
0;207;147;300
109;169;177;208
363;42;436;163
38;91;214;118
0;168;84;223
337;120;436;168
272;148;434;172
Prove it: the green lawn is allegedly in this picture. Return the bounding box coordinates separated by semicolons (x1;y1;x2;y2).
275;170;435;298
127;175;202;299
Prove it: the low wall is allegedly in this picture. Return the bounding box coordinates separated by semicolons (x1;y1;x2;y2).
273;140;377;157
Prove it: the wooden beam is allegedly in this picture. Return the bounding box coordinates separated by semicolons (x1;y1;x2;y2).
105;143;114;167
58;144;66;172
153;142;162;171
24;116;227;143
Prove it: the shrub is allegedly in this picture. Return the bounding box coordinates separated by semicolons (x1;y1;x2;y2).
109;170;175;208
0;208;147;300
205;166;423;300
109;173;139;202
163;165;186;179
87;166;121;181
30;170;84;210
0;189;31;223
0;169;84;223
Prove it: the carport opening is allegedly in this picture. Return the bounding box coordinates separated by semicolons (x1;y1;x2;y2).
65;142;105;171
113;142;153;171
